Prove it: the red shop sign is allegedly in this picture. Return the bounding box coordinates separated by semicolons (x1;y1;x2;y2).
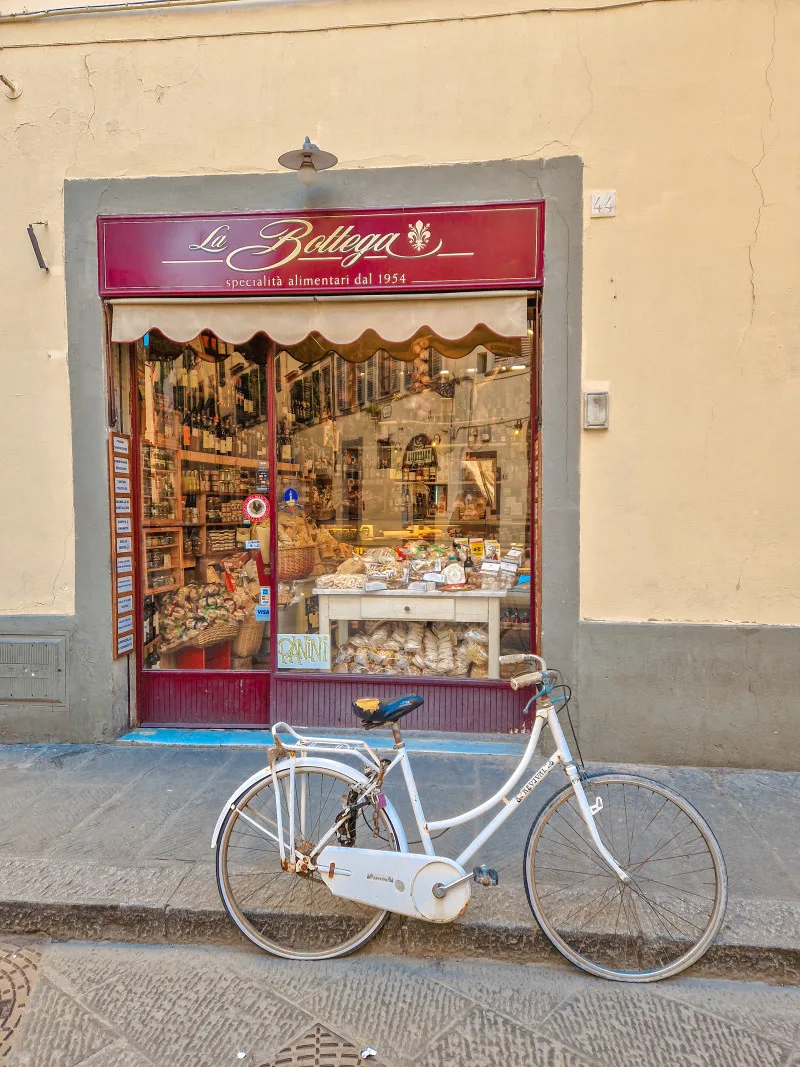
98;202;544;298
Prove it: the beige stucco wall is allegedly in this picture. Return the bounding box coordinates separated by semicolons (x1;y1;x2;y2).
0;0;796;624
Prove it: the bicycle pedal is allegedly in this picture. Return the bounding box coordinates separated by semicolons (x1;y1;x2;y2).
472;865;499;887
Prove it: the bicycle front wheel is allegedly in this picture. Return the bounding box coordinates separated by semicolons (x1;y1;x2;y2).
217;764;402;960
524;773;727;982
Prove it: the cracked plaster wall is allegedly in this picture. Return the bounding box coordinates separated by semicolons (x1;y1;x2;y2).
1;0;798;627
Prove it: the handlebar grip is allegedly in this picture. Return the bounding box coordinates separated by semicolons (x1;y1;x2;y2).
510;671;543;691
499;654;533;666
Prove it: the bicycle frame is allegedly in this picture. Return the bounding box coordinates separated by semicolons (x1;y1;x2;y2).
271;694;629;884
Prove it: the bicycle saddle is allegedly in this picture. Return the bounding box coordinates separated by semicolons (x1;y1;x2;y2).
351;694;423;729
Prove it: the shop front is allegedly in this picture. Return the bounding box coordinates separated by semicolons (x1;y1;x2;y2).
100;200;545;731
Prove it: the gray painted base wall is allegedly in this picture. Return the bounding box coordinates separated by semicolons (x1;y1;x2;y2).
578;621;800;771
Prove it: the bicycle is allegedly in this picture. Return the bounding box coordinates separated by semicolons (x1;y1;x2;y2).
213;653;727;982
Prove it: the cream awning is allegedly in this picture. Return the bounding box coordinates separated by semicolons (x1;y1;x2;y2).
109;292;529;346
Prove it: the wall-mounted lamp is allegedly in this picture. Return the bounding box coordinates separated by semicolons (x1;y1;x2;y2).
513;419;523;437
27;222;49;273
278;136;338;186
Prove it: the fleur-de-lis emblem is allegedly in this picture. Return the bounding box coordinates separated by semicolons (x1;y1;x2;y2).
408;220;432;253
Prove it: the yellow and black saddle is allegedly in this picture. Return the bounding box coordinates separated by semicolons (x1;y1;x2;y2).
351;695;423;729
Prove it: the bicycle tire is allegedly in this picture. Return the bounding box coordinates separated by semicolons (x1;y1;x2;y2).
523;773;727;982
216;763;402;960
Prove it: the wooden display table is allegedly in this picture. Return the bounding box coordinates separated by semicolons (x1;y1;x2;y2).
313;588;508;678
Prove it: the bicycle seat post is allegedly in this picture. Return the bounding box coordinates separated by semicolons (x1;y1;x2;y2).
391;723;404;749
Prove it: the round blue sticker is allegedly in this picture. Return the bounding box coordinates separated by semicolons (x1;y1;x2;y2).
283;488;299;503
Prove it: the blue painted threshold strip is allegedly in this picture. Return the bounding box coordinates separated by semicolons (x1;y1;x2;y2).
118;728;526;758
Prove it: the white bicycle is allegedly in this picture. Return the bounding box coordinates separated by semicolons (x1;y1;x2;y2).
213;654;727;982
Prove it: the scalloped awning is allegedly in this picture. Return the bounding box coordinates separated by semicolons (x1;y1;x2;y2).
109;292;528;350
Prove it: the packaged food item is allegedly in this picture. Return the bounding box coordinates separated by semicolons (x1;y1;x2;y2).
463;626;489;644
338;556;366;575
442;562;466;587
365;622;391;644
452;642;470;676
469;538;485;562
402;621;424;651
315;573;367;590
483;540;501;561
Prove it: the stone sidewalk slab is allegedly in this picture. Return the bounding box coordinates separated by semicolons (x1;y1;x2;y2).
0;741;798;980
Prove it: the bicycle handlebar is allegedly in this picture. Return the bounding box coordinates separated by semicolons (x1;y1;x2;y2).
510;671;543;691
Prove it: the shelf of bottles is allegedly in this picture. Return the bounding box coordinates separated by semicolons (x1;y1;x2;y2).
144;528;183;594
137;334;276;670
400;439;447;523
142;445;179;524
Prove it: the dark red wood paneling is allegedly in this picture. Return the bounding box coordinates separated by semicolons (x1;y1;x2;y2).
139;670;270;726
272;675;529;734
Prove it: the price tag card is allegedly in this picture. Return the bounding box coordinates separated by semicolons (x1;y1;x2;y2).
113;457;130;474
481;561;501;573
117;613;134;635
117;575;133;594
116;556;133;574
422;572;445;583
114;497;132;514
117;633;134;655
245;540;260;550
500;561;519;574
112;435;129;454
114;477;131;495
116;536;132;554
115;517;132;534
117;594;134;614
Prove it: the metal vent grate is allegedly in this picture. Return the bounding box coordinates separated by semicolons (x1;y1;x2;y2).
269;1023;368;1066
0;636;67;705
0;943;40;1059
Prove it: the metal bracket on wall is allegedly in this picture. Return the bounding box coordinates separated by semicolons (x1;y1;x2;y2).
0;74;22;100
27;223;49;273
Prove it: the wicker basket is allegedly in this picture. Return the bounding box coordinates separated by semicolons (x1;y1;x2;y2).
233;619;265;658
277;545;316;581
193;620;240;649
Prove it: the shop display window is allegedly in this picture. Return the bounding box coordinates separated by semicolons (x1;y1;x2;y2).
130;303;537;680
274;307;536;680
136;331;271;671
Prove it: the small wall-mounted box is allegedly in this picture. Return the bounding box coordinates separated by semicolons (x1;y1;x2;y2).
584;392;609;430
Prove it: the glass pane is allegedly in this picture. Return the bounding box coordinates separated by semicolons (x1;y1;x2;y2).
275;309;535;680
137;331;271;671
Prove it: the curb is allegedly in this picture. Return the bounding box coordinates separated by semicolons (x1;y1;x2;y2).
2;900;798;984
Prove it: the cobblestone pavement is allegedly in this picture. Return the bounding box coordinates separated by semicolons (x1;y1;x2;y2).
4;938;800;1067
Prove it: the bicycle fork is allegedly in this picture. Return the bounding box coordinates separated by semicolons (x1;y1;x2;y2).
544;703;630;885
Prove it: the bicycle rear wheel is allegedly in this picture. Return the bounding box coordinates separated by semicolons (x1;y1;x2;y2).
524;773;727;982
216;764;402;960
